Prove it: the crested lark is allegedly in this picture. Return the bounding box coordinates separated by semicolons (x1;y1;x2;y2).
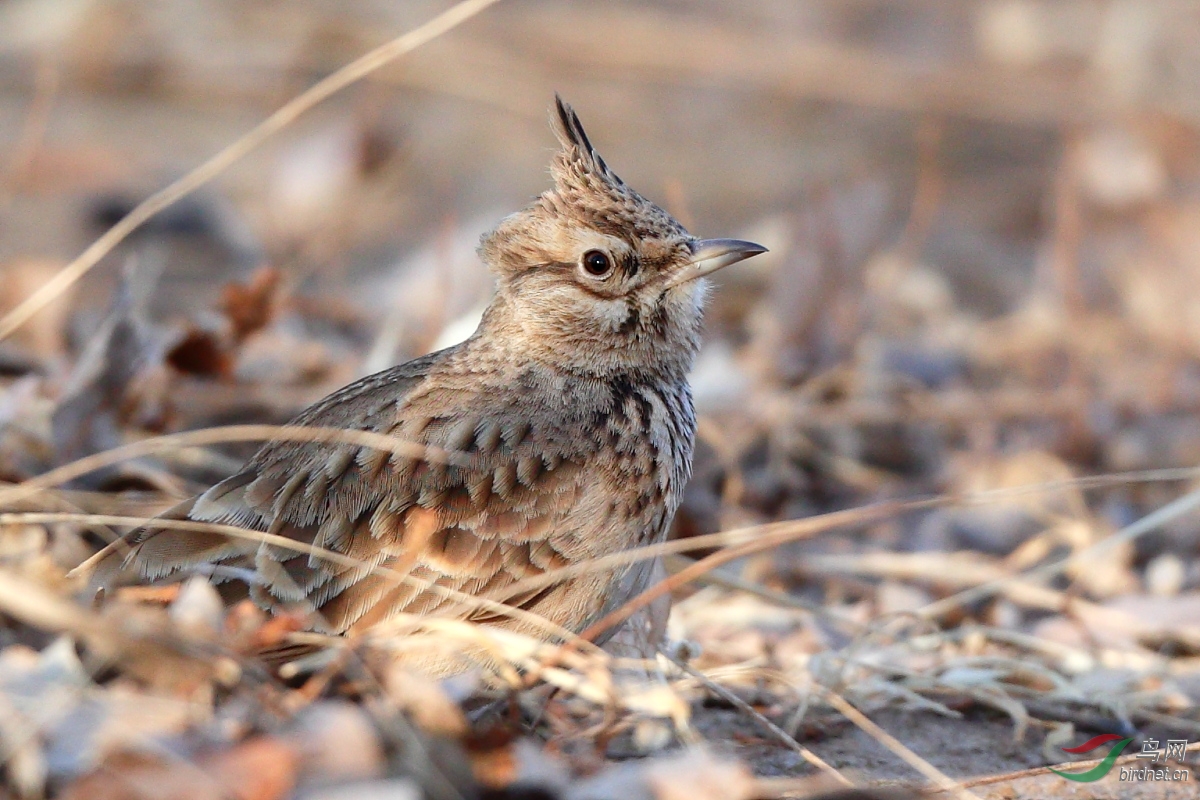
92;97;765;667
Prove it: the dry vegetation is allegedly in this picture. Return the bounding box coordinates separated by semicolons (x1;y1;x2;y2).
2;1;1200;798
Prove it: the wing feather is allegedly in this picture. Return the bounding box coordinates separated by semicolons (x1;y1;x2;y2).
92;346;650;644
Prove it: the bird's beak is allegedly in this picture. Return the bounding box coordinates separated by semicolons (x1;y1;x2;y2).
665;238;768;288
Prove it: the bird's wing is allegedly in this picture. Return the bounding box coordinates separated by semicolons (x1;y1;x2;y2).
94;350;599;636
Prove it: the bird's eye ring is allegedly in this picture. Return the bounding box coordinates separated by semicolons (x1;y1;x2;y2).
581;249;613;277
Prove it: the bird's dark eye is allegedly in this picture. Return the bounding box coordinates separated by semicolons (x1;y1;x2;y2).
581;249;613;277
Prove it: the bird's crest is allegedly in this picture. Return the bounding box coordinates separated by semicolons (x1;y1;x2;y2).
545;95;685;239
550;94;627;190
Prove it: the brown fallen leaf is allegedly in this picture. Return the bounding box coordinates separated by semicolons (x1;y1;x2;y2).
165;327;233;379
199;737;298;800
0;258;74;361
60;751;220;800
221;267;282;344
114;585;182;605
61;738;297;800
243;610;309;653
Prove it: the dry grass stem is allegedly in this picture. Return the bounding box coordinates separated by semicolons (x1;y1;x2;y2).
823;690;981;800
665;651;854;788
0;423;471;508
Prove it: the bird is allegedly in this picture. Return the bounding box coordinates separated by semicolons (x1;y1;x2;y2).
88;96;766;671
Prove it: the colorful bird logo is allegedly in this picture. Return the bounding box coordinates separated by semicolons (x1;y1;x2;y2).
1050;734;1134;782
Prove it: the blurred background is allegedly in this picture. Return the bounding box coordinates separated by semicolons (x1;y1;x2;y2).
3;0;1200;788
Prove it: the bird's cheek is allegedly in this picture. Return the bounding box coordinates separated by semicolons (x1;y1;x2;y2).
590;298;630;334
665;277;709;314
514;290;620;340
535;291;626;335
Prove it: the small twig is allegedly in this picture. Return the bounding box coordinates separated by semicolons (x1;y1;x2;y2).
576;500;919;646
1045;133;1085;313
0;55;59;216
896;116;944;258
935;741;1200;792
664;651;854;788
1133;710;1200;735
0;423;472;509
822;690;981;800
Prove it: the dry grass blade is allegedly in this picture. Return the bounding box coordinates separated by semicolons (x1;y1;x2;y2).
664;554;864;630
665;651;854;788
823;691;980;800
0;423;471;508
804;552;1075;613
0;0;505;342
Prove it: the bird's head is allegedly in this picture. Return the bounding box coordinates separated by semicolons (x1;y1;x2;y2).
478;96;765;378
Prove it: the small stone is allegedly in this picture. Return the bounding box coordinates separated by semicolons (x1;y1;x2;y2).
168;576;224;637
298;779;420;800
1145;553;1185;597
287;702;385;785
1077;127;1166;209
876;581;931;615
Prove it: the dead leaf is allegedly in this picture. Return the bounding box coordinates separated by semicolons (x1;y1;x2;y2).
0;258;73;360
199;737;298;800
60;739;294;800
221;267;281;343
60;751;218;800
166;327;232;378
